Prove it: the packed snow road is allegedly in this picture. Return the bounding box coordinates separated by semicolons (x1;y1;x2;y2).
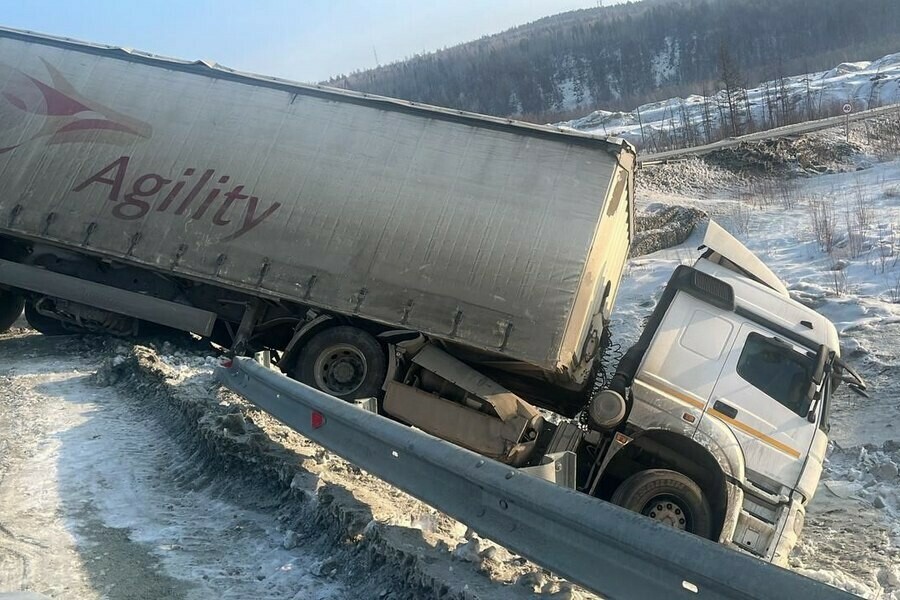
0;330;346;599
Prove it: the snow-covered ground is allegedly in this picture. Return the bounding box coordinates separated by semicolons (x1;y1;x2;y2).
561;52;900;149
0;334;349;599
0;330;586;599
619;125;900;597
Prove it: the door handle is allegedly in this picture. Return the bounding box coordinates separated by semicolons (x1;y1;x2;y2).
713;400;738;419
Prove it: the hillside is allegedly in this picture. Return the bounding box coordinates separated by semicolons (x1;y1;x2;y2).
564;51;900;152
328;0;900;120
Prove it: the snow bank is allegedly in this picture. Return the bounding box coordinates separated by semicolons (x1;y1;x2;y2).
106;343;596;599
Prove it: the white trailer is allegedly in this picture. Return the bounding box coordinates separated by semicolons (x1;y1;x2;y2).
0;26;632;407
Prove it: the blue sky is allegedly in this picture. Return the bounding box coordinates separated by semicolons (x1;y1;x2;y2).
0;1;627;83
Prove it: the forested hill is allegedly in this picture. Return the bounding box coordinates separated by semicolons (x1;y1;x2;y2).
327;0;900;120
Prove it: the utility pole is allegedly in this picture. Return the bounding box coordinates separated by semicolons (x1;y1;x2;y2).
373;46;380;68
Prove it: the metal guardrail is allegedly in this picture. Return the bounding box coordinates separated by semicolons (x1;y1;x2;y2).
641;102;900;164
217;357;856;600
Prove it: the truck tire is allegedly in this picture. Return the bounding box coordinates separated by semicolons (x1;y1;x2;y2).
24;301;72;336
610;469;713;539
292;326;387;401
0;290;24;333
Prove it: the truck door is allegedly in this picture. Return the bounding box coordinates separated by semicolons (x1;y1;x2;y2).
703;323;819;488
630;292;737;436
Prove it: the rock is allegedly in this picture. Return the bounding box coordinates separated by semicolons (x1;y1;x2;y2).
883;440;900;453
548;583;577;600
516;570;545;591
317;557;339;577
282;530;300;550
452;538;481;563
873;496;886;509
478;545;499;561
362;519;380;538
220;412;246;435
883;565;900;587
872;461;899;481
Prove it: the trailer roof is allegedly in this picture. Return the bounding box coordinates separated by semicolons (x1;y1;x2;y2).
0;25;634;155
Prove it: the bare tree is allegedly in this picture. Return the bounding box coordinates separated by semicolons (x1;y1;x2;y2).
718;43;744;136
804;66;815;120
700;84;714;144
762;80;776;129
742;87;754;133
715;90;729;137
774;56;790;126
636;106;646;149
679;99;696;148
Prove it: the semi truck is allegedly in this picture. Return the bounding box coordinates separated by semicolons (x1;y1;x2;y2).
0;27;866;564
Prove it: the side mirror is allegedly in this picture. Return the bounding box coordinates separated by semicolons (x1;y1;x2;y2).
834;357;867;391
811;344;828;386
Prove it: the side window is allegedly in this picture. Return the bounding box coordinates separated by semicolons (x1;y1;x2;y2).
736;332;813;417
679;309;733;360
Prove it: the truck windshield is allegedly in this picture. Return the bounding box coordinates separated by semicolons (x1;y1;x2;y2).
736;332;814;417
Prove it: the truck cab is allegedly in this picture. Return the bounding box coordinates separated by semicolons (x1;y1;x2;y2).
370;220;862;564
583;221;864;563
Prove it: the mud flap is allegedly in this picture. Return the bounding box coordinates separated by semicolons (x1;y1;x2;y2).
522;451;577;488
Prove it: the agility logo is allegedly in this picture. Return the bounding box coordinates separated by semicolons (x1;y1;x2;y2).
0;58;152;154
0;57;280;241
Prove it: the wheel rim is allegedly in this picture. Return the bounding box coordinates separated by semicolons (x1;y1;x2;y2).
313;343;368;396
641;494;691;531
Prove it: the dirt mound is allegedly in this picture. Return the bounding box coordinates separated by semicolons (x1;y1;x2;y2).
705;135;860;176
631;205;706;257
849;112;900;160
637;157;746;193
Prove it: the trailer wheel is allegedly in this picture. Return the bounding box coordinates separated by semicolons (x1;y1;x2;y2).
293;326;387;401
24;301;71;336
0;290;24;333
611;469;713;539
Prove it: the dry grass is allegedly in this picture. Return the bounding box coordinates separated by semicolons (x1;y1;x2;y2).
809;198;836;253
